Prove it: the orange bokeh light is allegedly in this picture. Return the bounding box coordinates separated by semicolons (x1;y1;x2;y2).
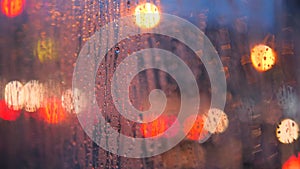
1;0;25;18
140;115;179;138
251;44;276;72
37;98;66;124
0;100;21;121
282;153;300;169
183;115;210;141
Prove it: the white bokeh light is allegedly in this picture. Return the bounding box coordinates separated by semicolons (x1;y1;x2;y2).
204;108;229;134
61;89;74;113
276;119;299;144
4;81;24;110
22;80;45;112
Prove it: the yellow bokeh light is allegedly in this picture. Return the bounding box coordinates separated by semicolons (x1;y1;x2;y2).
251;44;276;72
134;3;160;29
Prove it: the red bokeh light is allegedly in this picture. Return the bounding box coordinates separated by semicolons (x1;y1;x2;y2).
1;0;25;18
283;153;300;169
0;100;21;121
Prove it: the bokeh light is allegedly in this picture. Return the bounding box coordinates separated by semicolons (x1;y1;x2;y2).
38;98;66;124
0;100;21;121
251;44;276;72
22;80;44;112
140;114;180;138
34;32;56;63
134;3;160;29
163;115;180;138
1;0;25;18
73;88;87;114
282;153;300;169
61;89;74;113
204;108;229;134
276;119;299;144
183;115;210;142
4;80;24;111
140;114;178;138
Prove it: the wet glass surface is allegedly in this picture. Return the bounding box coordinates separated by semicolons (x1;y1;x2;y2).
0;0;300;168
